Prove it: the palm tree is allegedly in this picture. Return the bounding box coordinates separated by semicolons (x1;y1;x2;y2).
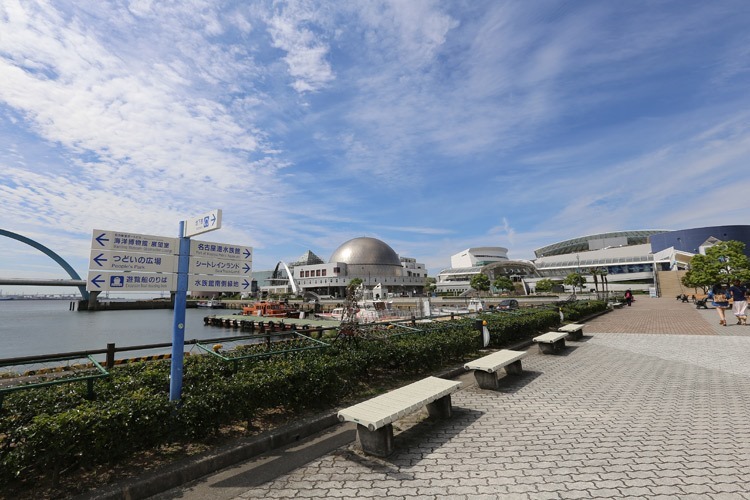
590;268;600;296
599;267;609;300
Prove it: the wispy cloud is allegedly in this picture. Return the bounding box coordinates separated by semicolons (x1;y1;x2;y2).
1;0;750;287
265;1;335;93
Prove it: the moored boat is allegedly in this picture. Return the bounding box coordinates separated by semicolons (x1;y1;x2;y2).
197;299;226;309
242;300;294;317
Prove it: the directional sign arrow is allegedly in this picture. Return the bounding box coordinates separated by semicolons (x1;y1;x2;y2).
243;263;251;273
243;248;252;259
92;253;108;267
91;274;105;288
95;233;109;247
242;279;250;290
211;213;217;225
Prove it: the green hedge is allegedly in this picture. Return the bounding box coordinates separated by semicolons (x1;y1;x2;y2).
0;300;606;488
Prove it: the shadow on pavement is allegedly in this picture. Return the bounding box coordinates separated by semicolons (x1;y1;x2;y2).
155;425;357;496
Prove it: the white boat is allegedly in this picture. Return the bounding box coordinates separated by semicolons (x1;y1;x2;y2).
467;298;486;312
316;301;409;323
439;298;486;315
197;299;226;309
316;307;346;321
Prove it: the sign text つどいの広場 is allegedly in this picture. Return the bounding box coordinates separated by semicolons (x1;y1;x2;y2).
89;249;176;273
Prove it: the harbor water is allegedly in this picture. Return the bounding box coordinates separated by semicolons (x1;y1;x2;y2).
0;300;247;360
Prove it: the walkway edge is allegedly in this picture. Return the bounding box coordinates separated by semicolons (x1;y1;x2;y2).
80;412;340;500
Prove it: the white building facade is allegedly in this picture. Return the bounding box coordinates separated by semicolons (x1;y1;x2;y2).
436;247;538;295
260;237;428;299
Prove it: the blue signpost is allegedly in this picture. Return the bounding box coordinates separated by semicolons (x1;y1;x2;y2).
85;210;239;402
169;209;224;402
169;221;191;402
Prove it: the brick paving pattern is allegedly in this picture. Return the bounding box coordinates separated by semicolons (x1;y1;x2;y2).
194;298;750;499
584;295;717;335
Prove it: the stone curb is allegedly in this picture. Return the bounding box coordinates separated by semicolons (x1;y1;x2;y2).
80;412;340;500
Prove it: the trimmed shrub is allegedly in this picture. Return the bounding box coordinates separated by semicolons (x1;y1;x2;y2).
0;300;607;488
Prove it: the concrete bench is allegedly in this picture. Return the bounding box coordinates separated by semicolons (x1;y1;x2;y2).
464;349;527;390
533;331;568;354
337;376;462;457
610;302;624;309
558;323;585;341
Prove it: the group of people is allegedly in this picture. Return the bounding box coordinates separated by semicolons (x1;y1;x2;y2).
709;280;748;326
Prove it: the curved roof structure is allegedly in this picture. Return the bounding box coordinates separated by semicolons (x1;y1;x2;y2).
650;225;750;256
534;230;666;258
329;237;402;266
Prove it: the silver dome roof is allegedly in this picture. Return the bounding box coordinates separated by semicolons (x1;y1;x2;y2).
329;237;402;266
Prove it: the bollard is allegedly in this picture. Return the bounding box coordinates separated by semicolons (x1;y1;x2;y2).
106;343;116;369
474;319;483;333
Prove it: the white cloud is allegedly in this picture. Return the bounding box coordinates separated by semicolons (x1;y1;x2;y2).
265;1;334;93
1;1;750;283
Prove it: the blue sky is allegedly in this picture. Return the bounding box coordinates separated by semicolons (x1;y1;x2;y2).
1;1;749;295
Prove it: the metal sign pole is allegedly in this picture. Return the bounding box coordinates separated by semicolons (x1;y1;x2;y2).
169;221;190;402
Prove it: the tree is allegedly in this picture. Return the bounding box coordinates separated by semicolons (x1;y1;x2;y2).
563;272;586;295
683;240;750;290
535;278;554;293
589;267;609;298
424;276;437;294
589;268;600;294
492;276;514;294
339;278;364;337
681;272;707;294
600;268;609;297
470;273;491;295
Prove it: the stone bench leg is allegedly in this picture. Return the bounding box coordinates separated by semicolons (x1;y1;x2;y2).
504;359;523;375
357;423;394;457
474;360;523;390
474;370;500;390
566;330;583;341
426;394;453;419
538;339;565;354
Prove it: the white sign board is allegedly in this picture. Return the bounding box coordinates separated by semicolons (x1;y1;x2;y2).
91;229;177;255
190;239;252;262
87;271;175;292
89;250;176;273
188;256;251;277
188;276;251;293
184;209;222;237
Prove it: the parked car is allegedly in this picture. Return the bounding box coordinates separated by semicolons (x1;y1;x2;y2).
496;299;519;310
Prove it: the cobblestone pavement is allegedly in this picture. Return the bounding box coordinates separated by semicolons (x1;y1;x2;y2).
171;298;750;499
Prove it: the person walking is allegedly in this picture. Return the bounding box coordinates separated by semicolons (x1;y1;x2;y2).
729;279;748;325
624;289;633;306
708;283;731;326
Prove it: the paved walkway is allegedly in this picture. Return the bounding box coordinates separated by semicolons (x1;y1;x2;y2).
153;298;750;499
